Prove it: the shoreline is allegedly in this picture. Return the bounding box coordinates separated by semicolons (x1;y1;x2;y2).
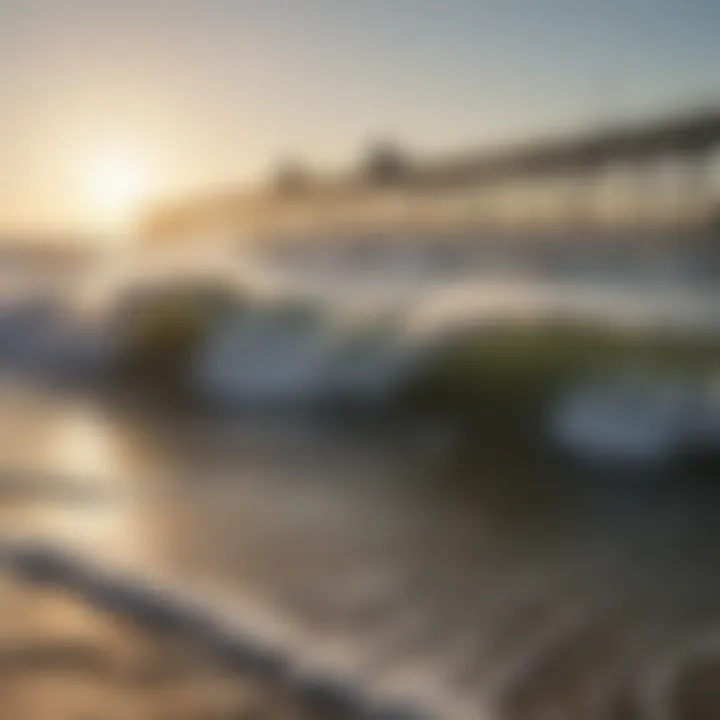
0;538;426;720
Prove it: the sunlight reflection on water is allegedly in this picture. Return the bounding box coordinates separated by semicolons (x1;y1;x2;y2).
48;407;119;482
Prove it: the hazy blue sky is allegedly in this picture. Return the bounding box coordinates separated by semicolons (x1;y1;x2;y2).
0;0;718;230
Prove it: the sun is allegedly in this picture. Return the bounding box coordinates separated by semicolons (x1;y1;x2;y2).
82;151;153;232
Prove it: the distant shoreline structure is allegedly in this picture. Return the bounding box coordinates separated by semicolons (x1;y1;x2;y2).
142;104;720;243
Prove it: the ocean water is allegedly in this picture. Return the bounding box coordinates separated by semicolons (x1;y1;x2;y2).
0;236;719;719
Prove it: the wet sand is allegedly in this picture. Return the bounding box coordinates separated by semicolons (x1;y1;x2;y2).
0;573;305;719
0;553;402;720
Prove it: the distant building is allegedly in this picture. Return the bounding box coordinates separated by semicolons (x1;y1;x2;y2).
361;140;408;185
271;160;310;195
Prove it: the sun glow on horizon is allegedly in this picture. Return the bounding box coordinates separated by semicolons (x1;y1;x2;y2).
81;150;154;235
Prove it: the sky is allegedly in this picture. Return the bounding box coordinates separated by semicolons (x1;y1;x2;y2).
0;0;718;233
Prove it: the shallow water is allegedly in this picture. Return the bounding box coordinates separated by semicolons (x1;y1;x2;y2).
2;378;720;719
